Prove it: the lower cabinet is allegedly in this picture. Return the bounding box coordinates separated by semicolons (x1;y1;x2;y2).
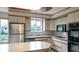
35;37;52;43
52;36;68;52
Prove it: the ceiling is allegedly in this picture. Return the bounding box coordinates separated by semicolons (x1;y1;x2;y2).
0;7;67;15
31;7;67;15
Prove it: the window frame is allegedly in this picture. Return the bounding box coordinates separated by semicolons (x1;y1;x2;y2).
0;19;9;43
31;18;43;32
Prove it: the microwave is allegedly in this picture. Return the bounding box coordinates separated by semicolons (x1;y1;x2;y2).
56;24;66;32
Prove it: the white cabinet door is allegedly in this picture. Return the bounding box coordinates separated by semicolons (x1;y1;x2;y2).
49;20;55;30
9;16;26;23
17;17;26;23
54;20;58;30
9;16;18;23
45;19;49;30
62;44;68;52
74;11;79;22
54;16;68;31
68;13;75;23
68;11;79;23
52;36;68;52
53;40;67;52
25;18;31;30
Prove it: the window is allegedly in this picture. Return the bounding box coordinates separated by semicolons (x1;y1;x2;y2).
0;19;9;43
31;18;43;32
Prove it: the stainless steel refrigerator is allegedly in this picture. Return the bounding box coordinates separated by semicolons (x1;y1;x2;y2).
9;23;25;43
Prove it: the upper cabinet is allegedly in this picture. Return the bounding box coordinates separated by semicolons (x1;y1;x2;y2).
9;16;26;23
68;11;79;23
9;16;18;23
25;18;31;30
49;20;55;30
54;16;68;30
68;13;75;23
74;11;79;22
55;16;68;25
17;17;26;23
45;19;50;30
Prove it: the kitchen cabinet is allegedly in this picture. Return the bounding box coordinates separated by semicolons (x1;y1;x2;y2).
9;16;18;23
45;19;50;30
68;13;75;23
52;36;68;52
55;16;67;25
54;11;79;25
68;11;79;23
49;20;55;30
74;11;79;22
51;11;79;31
25;18;31;30
50;16;68;30
52;41;63;52
62;43;68;52
9;16;26;23
17;17;26;23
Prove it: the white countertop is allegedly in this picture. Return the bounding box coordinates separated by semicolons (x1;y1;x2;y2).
9;41;51;52
0;44;8;52
0;41;51;52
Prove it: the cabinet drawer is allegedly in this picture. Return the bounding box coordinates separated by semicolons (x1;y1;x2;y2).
62;44;68;52
53;40;63;48
53;45;62;52
53;40;68;52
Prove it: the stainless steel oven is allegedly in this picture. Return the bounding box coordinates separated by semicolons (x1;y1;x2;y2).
68;23;79;52
68;41;79;52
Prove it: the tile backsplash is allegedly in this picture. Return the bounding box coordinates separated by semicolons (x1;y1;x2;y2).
25;30;53;36
25;30;68;38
